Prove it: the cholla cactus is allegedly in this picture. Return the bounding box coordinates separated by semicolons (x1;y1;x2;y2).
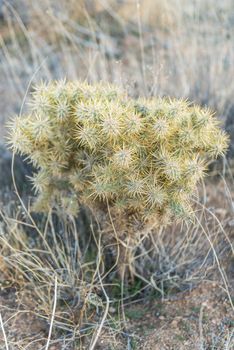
8;80;228;221
8;80;228;278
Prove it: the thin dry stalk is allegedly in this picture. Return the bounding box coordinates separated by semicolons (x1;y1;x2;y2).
45;274;58;350
89;242;110;350
0;312;9;350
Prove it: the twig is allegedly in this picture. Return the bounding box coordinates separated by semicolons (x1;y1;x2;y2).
198;304;205;350
0;312;9;350
45;274;58;350
89;239;110;350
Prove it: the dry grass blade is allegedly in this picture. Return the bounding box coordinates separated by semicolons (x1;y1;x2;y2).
0;312;9;350
89;247;110;350
44;274;58;350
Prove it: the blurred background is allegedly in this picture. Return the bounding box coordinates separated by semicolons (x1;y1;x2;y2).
0;0;234;155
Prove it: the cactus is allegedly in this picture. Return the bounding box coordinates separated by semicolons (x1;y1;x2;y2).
8;81;228;217
8;80;229;278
